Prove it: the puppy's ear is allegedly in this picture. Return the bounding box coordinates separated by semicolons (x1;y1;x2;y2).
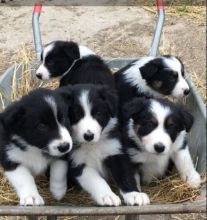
98;85;118;117
63;41;80;59
140;58;161;79
57;85;73;105
180;109;194;132
122;97;149;121
1;104;26;128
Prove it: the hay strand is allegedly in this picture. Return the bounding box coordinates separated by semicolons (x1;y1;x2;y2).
0;46;206;207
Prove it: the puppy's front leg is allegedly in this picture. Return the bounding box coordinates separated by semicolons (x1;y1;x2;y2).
172;146;201;188
77;166;121;206
5;166;44;206
50;159;68;200
105;155;150;206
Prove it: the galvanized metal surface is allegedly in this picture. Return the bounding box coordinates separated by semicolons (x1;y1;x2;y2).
32;3;42;62
0;59;206;217
150;2;165;56
0;0;206;217
0;201;205;216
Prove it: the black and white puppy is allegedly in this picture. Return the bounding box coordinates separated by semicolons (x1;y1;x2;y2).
65;84;150;206
122;97;201;189
114;55;190;104
36;40;95;81
0;88;73;205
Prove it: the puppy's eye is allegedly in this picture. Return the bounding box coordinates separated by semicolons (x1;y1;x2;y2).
46;61;53;66
167;123;175;129
96;111;102;117
166;119;175;129
171;72;178;80
37;123;47;131
146;120;157;127
92;108;102;117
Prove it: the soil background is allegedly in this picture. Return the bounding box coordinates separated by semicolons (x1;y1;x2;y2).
0;1;206;219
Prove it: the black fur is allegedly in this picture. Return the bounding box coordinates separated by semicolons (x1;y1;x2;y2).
62;83;140;204
41;41;80;78
60;55;115;88
0;88;71;171
114;55;188;105
121;97;194;183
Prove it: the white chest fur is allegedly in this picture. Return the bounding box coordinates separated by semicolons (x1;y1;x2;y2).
129;148;170;184
71;138;121;176
7;144;50;176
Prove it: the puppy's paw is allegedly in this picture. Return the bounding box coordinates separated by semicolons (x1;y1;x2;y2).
122;192;150;206
96;192;121;206
50;182;67;200
20;194;44;206
186;171;201;189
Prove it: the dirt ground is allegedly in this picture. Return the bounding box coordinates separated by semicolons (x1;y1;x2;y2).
0;4;206;97
0;2;206;220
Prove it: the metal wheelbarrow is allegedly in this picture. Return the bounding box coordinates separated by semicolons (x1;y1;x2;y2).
0;0;206;219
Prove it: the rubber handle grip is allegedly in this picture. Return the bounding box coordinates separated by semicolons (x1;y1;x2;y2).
33;3;42;13
156;0;164;10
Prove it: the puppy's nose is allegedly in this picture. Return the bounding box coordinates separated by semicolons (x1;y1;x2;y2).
154;143;165;153
57;143;70;153
184;89;190;96
84;131;94;142
36;73;42;80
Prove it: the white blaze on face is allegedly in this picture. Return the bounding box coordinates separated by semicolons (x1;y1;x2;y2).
72;90;102;143
36;43;55;80
44;96;73;156
141;100;172;154
164;57;189;98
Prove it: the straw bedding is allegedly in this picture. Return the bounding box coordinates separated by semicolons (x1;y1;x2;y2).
0;47;206;206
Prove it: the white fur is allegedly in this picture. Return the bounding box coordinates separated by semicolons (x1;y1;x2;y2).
50;160;68;200
71;117;121;206
45;96;57;116
123;56;189;98
127;100;200;187
163;57;189;98
72;90;102;143
128;147;171;184
172;146;201;188
5;166;44;206
7;137;50;176
123;57;162;98
141;101;172;154
45;96;73;156
79;45;95;57
36;43;54;80
120;191;150;206
77;166;121;206
71;136;121;176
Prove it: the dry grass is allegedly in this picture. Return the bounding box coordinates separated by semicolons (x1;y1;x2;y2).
142;6;206;25
0;46;206;208
0;167;206;206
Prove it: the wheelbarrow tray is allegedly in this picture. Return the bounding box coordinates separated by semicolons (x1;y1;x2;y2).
0;59;206;218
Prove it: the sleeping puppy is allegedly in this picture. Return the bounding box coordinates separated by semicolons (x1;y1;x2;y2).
36;40;95;81
114;55;190;104
0;88;73;206
65;84;150;206
122;97;201;189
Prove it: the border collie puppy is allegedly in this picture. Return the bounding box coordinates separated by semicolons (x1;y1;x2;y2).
36;40;95;81
114;55;190;104
65;84;150;206
0;88;73;206
122;97;201;189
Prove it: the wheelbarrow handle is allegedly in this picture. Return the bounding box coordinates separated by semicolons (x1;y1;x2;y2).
156;0;164;10
32;3;43;62
150;0;165;56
